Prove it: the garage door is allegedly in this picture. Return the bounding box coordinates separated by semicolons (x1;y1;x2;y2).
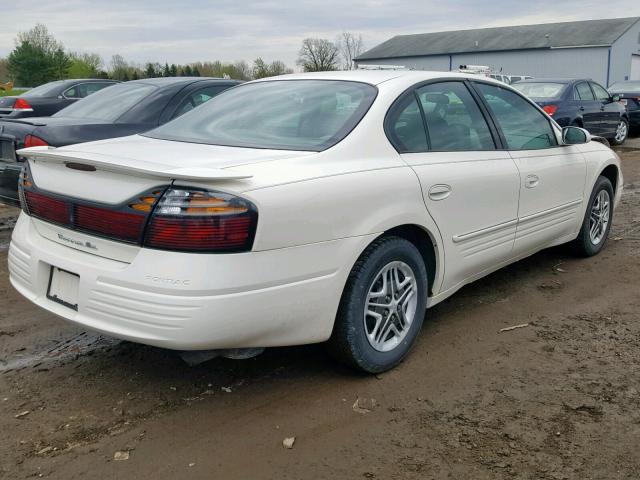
631;55;640;80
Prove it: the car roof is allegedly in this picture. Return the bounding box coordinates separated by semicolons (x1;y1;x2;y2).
250;70;506;86
517;78;592;84
129;77;241;87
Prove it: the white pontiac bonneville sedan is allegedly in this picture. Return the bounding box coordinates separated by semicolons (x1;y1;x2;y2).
9;71;622;373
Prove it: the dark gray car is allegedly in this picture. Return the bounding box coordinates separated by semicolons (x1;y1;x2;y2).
0;77;242;205
0;79;119;119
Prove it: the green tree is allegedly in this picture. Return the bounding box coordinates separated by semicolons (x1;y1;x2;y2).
182;64;193;76
68;52;103;78
192;66;200;77
144;62;161;78
170;64;178;76
253;58;293;79
162;62;170;77
0;58;9;82
7;24;72;86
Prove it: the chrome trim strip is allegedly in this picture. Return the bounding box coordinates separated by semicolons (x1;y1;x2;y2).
452;219;518;243
518;199;582;223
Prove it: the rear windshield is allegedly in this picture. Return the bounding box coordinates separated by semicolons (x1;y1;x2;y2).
145;80;378;151
22;81;66;98
609;81;640;93
511;82;566;99
54;82;156;121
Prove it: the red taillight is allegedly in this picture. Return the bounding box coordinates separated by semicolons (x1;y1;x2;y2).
24;135;49;148
75;204;146;243
24;190;70;226
13;98;32;110
542;105;558;116
144;188;257;253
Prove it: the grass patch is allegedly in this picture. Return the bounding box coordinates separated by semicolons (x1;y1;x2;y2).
0;89;28;97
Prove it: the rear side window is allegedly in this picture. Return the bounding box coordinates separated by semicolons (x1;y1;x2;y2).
386;96;428;153
172;85;227;119
416;82;495;151
475;83;557;150
574;82;595;101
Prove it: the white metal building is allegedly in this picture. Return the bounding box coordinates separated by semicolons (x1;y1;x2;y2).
354;17;640;86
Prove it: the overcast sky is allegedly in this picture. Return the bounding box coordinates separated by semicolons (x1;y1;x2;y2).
0;0;637;70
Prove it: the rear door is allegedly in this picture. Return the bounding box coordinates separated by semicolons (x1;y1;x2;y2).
388;80;521;291
472;82;586;253
574;82;603;134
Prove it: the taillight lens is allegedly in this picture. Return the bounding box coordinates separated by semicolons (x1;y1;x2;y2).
13;98;32;110
24;190;70;225
144;188;258;253
542;105;558;116
24;135;49;148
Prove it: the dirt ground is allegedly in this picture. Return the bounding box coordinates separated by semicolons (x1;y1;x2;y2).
0;147;639;480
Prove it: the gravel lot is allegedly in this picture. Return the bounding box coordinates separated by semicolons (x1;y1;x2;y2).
0;146;639;480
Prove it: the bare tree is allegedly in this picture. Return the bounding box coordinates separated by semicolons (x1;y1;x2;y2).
296;38;339;72
110;54;132;80
16;24;64;55
337;32;364;70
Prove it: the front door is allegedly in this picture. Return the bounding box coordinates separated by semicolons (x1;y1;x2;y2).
591;81;619;136
386;80;521;292
473;82;587;254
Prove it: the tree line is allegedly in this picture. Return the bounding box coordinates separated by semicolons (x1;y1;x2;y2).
0;24;365;87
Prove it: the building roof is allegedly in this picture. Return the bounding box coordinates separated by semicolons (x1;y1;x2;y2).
356;17;640;61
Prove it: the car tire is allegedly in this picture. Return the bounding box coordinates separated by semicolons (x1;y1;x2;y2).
610;119;629;145
327;236;428;373
572;176;614;257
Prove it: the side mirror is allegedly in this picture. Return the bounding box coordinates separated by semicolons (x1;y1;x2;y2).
562;126;590;145
611;94;621;102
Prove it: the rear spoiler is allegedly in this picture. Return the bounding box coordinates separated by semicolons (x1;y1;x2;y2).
17;146;252;181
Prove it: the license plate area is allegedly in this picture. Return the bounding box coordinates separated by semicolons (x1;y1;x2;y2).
46;266;80;311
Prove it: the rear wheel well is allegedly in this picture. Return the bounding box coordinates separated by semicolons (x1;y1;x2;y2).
383;225;436;295
600;164;618;193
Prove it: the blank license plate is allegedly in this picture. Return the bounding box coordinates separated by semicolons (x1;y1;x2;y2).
47;267;80;311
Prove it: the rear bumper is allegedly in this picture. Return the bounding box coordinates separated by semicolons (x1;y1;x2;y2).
9;213;374;350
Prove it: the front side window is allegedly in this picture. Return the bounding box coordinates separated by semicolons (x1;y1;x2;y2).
146;80;377;151
590;82;611;101
417;82;495;151
574;82;595;101
475;83;557;150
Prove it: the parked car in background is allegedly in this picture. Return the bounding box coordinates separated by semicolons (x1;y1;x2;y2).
512;78;629;145
0;77;241;205
608;80;640;132
507;75;533;84
9;71;621;373
0;79;119;119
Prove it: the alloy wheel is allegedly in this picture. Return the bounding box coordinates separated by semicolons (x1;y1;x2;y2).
615;121;628;143
589;189;610;245
364;261;418;352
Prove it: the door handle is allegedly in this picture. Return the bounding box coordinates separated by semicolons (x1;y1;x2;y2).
428;184;452;201
579;106;585;111
525;175;539;189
